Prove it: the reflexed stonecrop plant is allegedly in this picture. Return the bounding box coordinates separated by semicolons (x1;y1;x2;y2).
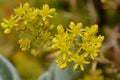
1;3;104;71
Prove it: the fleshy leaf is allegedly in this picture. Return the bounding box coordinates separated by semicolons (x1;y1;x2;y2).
37;61;90;80
0;55;20;80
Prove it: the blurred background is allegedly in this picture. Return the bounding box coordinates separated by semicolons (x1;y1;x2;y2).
0;0;120;80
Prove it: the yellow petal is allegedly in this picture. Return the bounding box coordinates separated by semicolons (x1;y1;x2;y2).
80;65;84;71
52;38;57;42
21;47;27;51
57;25;64;33
74;64;79;71
4;28;11;34
60;63;67;70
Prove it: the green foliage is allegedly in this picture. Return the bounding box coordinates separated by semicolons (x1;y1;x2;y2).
38;62;90;80
0;55;20;80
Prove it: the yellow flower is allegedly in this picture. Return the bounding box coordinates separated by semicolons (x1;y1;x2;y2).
73;55;90;71
14;2;30;16
39;4;56;21
69;21;82;37
52;25;72;53
56;53;69;70
1;15;18;34
18;38;31;51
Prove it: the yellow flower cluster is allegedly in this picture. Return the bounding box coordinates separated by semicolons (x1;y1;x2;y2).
52;22;104;71
39;4;56;21
1;3;56;51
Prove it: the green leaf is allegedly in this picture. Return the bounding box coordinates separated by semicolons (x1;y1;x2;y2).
38;61;90;80
0;55;20;80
